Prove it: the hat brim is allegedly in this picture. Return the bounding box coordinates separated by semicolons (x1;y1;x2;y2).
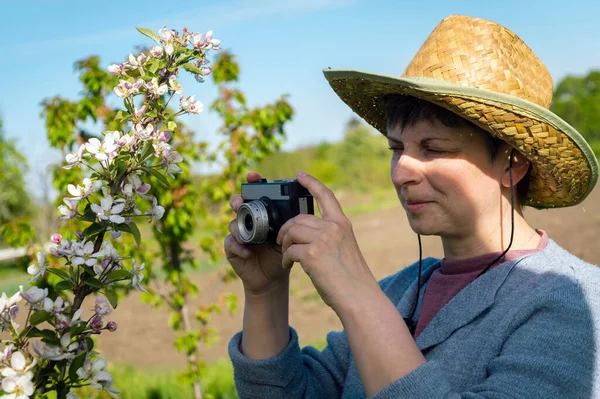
323;69;598;209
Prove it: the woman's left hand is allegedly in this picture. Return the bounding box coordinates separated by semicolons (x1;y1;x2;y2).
276;172;380;314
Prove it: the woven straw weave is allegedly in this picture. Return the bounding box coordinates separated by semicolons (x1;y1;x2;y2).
325;15;597;208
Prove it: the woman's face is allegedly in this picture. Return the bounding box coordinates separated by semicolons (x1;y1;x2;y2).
388;118;508;239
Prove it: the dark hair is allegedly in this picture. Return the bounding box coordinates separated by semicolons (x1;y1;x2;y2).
384;94;530;206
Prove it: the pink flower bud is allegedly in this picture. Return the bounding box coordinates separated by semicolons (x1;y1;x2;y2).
51;233;63;244
201;67;211;76
107;321;117;332
135;105;147;119
55;320;69;331
158;131;172;142
90;316;103;331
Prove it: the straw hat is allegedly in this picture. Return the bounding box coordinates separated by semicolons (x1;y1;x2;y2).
323;15;598;208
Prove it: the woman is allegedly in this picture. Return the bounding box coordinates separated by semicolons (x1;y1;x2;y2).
224;15;600;398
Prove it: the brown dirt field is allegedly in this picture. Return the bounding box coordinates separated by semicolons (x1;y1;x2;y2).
96;186;600;370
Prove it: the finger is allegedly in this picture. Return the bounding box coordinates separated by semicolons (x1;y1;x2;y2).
247;171;263;183
230;195;243;212
276;214;322;245
228;220;244;244
224;235;252;259
296;172;344;221
281;224;315;253
281;243;308;270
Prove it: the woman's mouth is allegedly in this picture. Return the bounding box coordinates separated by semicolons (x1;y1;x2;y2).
405;201;433;213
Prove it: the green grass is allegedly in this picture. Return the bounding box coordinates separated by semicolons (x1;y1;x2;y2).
74;358;238;399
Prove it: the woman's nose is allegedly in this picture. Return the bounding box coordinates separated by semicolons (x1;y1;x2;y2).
391;153;423;187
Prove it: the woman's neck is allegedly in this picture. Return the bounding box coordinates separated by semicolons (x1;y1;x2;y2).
441;210;540;261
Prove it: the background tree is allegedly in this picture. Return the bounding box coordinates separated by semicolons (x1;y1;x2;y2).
552;70;600;154
0;114;35;248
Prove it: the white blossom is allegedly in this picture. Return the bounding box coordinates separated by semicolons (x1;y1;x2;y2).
163;149;183;178
0;291;21;331
90;195;126;224
1;372;34;399
58;197;79;220
43;296;68;315
76;356;118;393
27;251;47;283
33;333;78;361
64;144;86;170
94;296;112;317
179;95;203;114
149;46;164;58
133;122;156;140
71;241;100;267
130;260;147;293
86;135;118;162
158;28;177;55
1;351;36;377
107;63;126;75
168;75;183;94
67;177;94;200
145;77;168;98
113;79;143;99
127;53;147;71
19;286;48;304
50;239;75;257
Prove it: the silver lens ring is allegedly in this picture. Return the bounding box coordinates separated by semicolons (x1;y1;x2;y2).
237;200;270;244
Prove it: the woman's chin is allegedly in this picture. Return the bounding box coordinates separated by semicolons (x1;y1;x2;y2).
407;218;441;236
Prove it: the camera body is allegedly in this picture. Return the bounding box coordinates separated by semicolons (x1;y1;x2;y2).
237;178;315;245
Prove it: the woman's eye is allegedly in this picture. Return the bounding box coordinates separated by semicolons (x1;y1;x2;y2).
426;148;446;155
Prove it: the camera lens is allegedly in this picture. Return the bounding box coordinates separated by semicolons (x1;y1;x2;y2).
244;214;254;231
237;198;278;244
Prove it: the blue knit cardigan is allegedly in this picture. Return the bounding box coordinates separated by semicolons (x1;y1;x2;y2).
229;239;600;398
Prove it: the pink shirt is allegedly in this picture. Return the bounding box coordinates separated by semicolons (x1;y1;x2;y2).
413;230;548;338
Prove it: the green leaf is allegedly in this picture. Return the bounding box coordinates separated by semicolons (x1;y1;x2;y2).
136;27;161;44
223;292;238;315
83;276;103;289
146;167;170;188
140;141;154;160
29;311;52;326
127;222;141;247
69;353;86;384
181;63;203;75
79;203;97;223
115;110;130;122
26;327;56;342
81;266;96;278
113;222;141;247
46;268;71;281
146;58;160;75
86;336;95;352
166;121;177;131
55;280;74;291
82;223;105;239
104;290;119;309
169;312;182;330
106;269;132;283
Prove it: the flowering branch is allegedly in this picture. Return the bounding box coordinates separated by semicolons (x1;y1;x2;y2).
0;26;219;399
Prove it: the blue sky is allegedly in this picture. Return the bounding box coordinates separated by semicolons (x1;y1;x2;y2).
1;0;599;196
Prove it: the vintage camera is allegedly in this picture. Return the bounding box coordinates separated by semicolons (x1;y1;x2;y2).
236;178;315;245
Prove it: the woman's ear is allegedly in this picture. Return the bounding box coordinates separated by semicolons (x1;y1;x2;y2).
500;147;530;188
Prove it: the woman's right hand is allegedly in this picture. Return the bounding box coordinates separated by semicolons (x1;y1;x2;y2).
224;172;289;295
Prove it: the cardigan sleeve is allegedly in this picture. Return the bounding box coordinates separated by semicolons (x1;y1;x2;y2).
371;282;595;399
228;272;402;399
228;326;350;399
